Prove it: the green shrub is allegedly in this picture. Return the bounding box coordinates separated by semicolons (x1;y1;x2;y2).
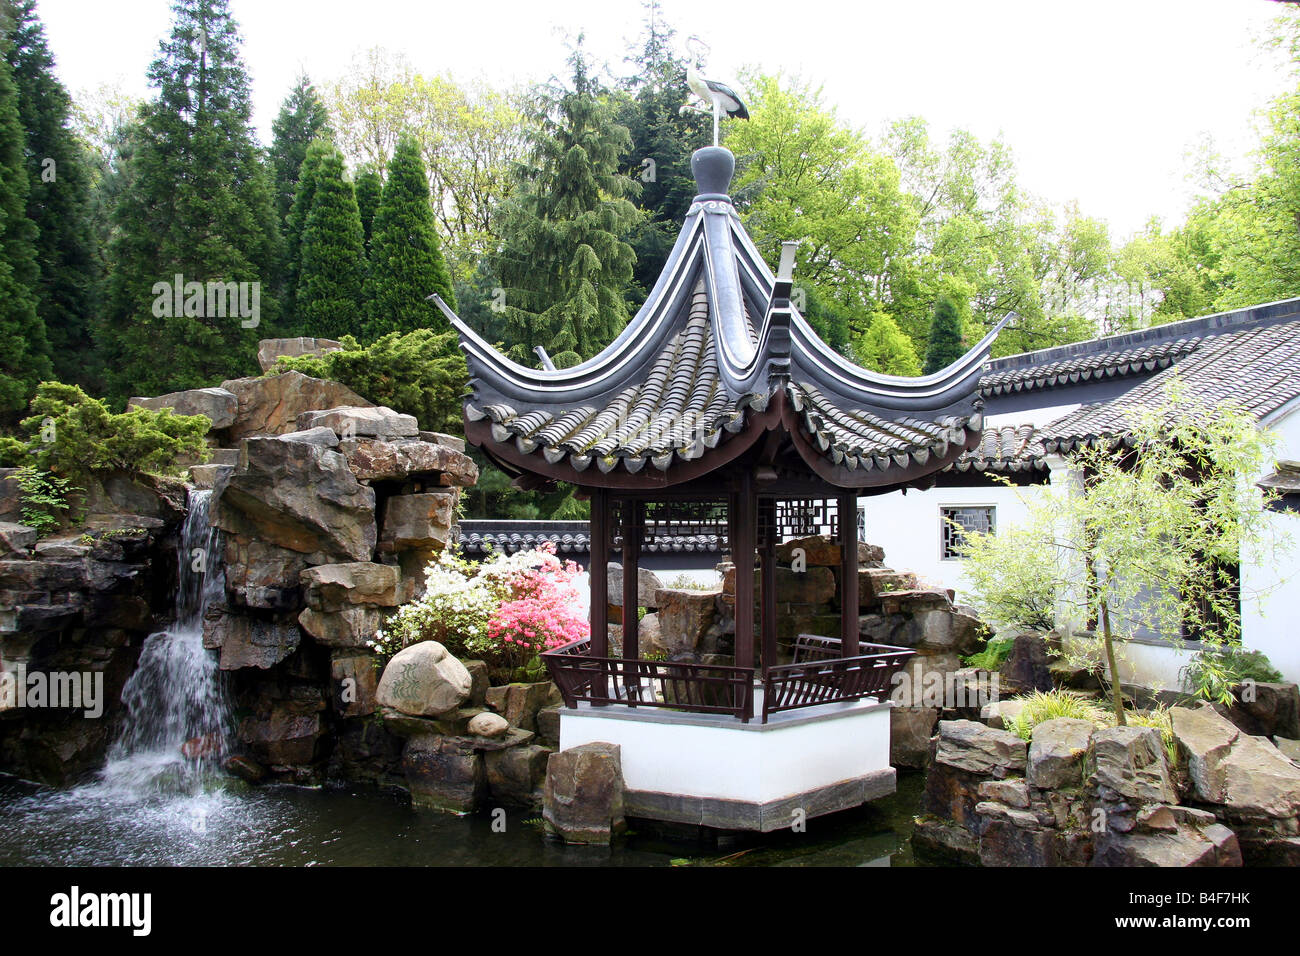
963;634;1016;669
273;329;467;435
1127;704;1179;766
14;466;78;535
1005;689;1111;741
1181;645;1284;704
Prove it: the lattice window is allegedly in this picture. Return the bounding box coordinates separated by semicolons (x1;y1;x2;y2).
757;497;838;549
941;506;995;559
609;499;727;549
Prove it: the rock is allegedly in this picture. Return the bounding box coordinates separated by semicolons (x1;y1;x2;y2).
536;705;562;746
463;660;489;707
0;522;36;555
1219;682;1300;740
220;370;373;441
401;734;485;812
187;464;231;489
980;699;1026;730
1172;707;1300;819
607;564;664;607
1093;823;1242;867
330;653;379;718
224;754;267;783
485;681;562;733
128;387;237;430
256;336;343;372
934;719;1028;776
376;641;472;718
300;562;400;611
1027;718;1096;789
486;744;551;806
543;742;626;844
468;712;509;738
238;707;324;766
211;432;376;562
340;437;479;486
298;605;390;648
222;536;310;610
890;706;939;769
296;405;419;440
859;568;919;605
773;535;883;567
0;468;19;521
1000;633;1054;693
82;471;188;530
276;426;339;447
1275;736;1300;765
977;777;1031;808
201;607;300;670
379;491;456;552
1091;725;1177;805
654;588;721;652
32;536;90;559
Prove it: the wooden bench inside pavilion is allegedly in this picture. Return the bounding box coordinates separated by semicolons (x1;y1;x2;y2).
439;144;1007;831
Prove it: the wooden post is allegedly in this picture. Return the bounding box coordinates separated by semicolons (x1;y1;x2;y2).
760;509;777;675
734;472;756;674
838;491;860;656
589;488;609;704
621;499;640;663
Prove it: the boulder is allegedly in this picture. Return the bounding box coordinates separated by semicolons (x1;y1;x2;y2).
401;734;485;812
211;432;376;562
81;471;188;530
238;706;324;767
543;742;626;844
654;587;721;652
222;536;310;610
295;405;419;440
0;522;36;556
376;641;471;718
379;492;456;552
128;387;238;429
340;437;479;486
1093;823;1241;867
536;705;562;746
298;605;390;649
1027;718;1096;789
300;562;400;611
329;653;379;718
485;681;562;733
1091;725;1177;804
220;370;372;441
1000;633;1054;693
977;777;1031;808
890;706;939;769
463;660;489;707
1275;736;1300;765
773;535;883;568
468;712;509;738
934;719;1028;776
256;336;343;371
0;468;19;521
201;606;300;670
607;563;665;608
1171;704;1300;818
980;698;1027;731
485;743;551;806
1219;682;1300;740
859;568;919;605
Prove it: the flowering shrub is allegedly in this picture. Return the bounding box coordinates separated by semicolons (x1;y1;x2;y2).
370;542;589;682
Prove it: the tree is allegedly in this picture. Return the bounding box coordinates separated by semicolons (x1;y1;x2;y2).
0;23;48;419
490;44;641;367
269;73;332;223
101;0;282;401
4;0;96;388
959;385;1287;722
281;135;326;323
854;312;921;375
353;164;381;248
923;294;965;374
296;142;364;340
362;134;455;339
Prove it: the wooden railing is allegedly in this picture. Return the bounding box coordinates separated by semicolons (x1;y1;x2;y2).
761;637;913;722
543;638;755;721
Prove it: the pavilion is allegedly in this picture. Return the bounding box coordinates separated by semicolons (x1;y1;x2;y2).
442;145;1006;831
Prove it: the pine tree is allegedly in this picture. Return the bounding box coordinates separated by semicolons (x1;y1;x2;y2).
269;73;331;223
102;0;282;400
0;28;48;417
4;0;96;389
491;44;641;367
362;135;455;340
297;143;364;340
923;294;966;375
854;312;921;376
354;164;381;248
282;137;325;328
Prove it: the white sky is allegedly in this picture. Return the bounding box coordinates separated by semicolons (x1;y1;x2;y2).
38;0;1293;239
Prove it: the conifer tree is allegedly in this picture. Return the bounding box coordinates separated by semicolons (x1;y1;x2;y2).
854;312;921;376
269;73;331;223
0;28;48;417
282;137;325;328
102;0;281;400
4;0;96;388
297;143;364;340
923;294;966;375
354;164;381;248
362;135;455;339
491;44;641;367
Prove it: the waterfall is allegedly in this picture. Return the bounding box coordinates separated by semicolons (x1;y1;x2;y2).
100;488;231;794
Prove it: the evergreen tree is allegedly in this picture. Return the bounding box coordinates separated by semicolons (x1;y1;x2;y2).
269;73;331;223
282;137;325;328
0;28;48;417
923;294;966;375
297;143;364;340
4;0;96;388
854;312;921;376
354;164;381;249
362;134;455;339
491;44;641;367
102;0;282;400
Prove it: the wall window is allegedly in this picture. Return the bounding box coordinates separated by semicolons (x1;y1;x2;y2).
941;506;995;559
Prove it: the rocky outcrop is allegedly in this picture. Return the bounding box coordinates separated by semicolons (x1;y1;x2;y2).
257;336;343;372
296;405;419;441
543;742;627;844
219;371;372;442
128;387;238;430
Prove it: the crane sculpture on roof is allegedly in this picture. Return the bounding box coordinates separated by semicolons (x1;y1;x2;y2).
681;36;748;147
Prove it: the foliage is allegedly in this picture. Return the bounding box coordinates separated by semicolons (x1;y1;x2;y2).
959;383;1288;720
371;543;588;681
8;381;209;485
490;42;641;368
14;465;77;535
100;0;282;401
962;633;1015;670
1004;689;1111;741
923;294;966;374
273;329;466;435
353;164;381;248
1182;646;1284;706
269;73;332;223
1126;703;1179;766
294;141;365;339
853;311;921;376
362;134;456;340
